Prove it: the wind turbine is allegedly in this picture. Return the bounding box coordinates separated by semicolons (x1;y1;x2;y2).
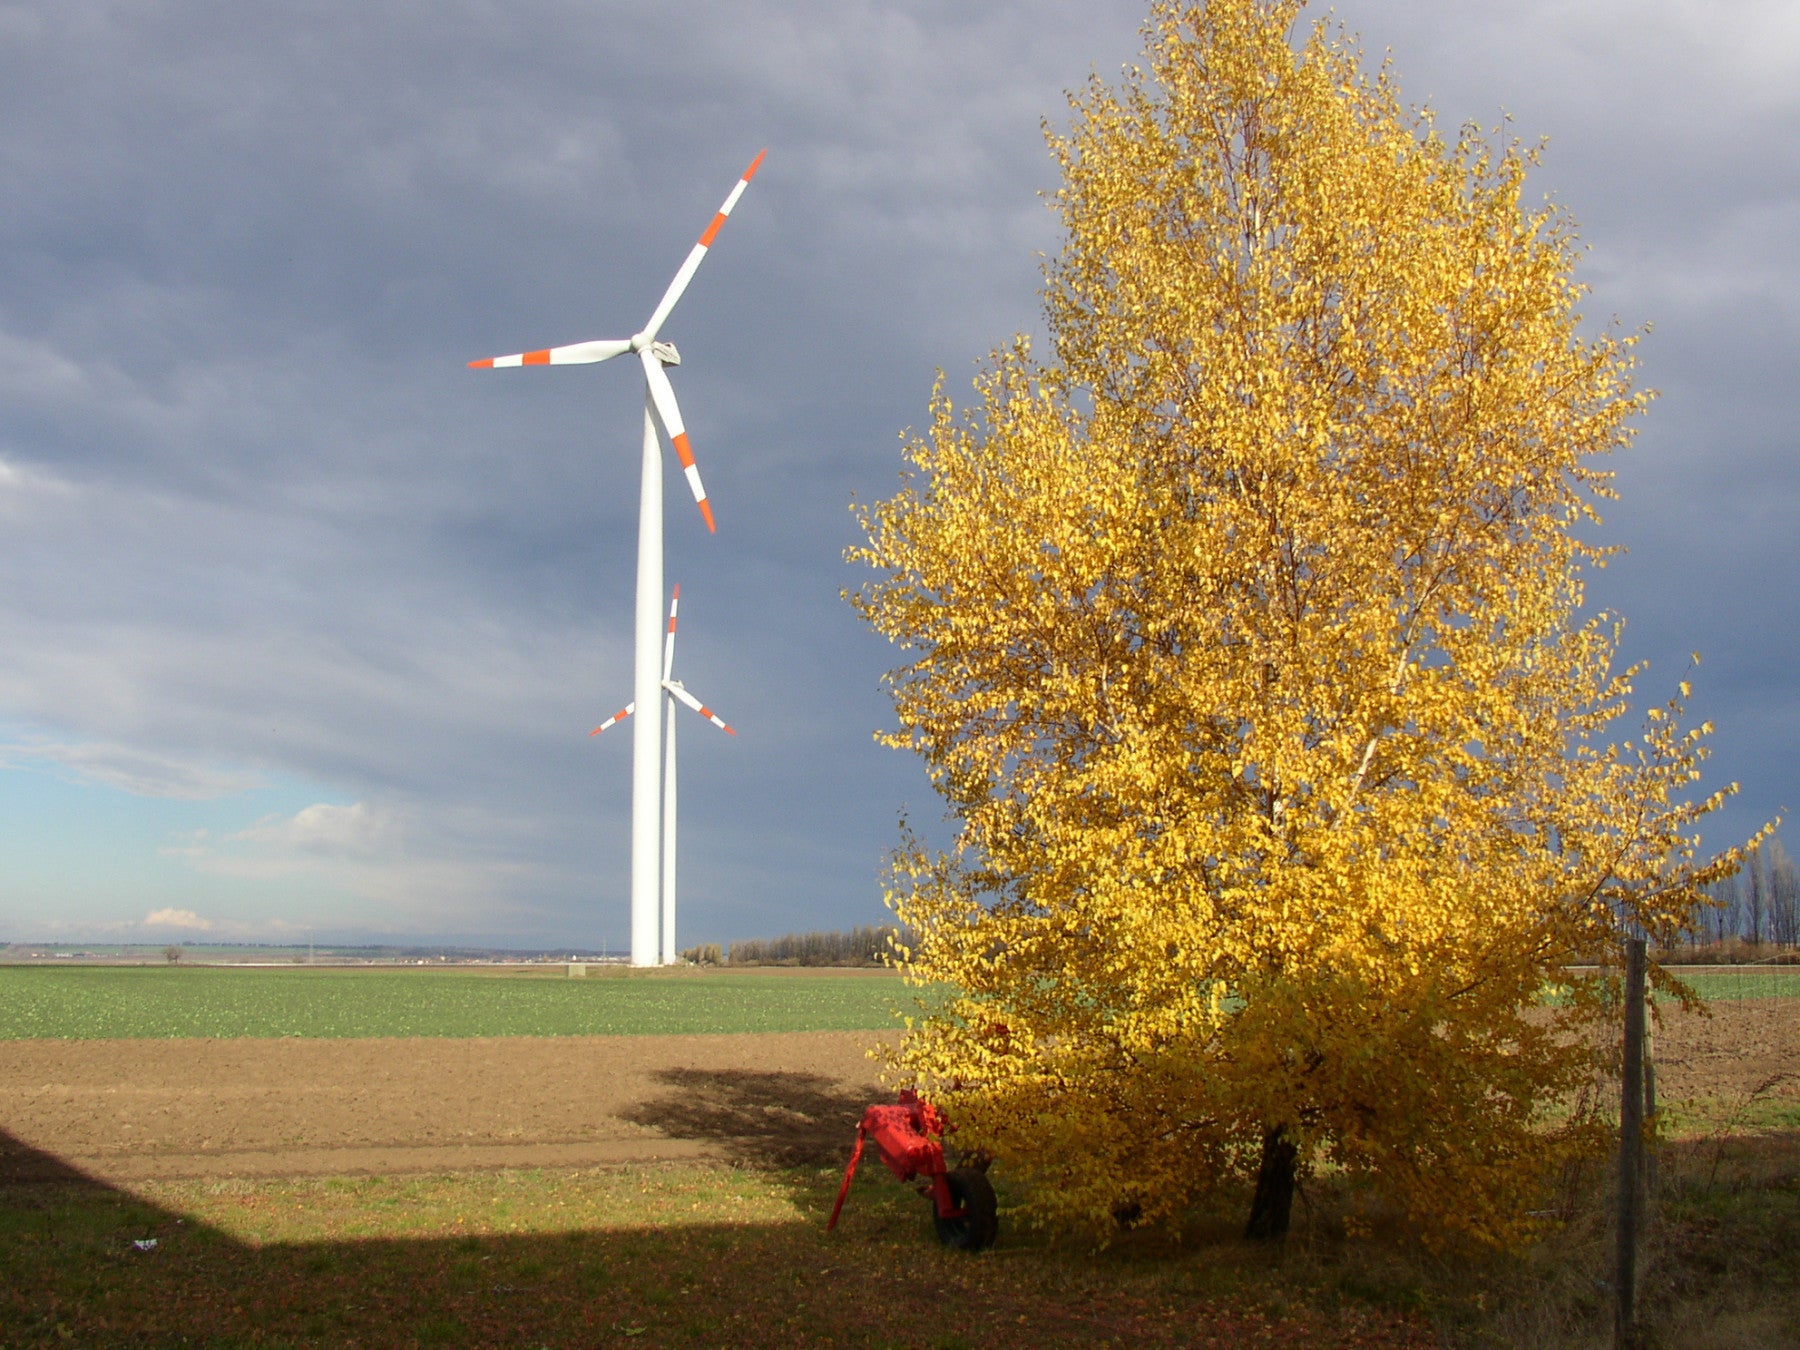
470;151;763;967
590;583;735;963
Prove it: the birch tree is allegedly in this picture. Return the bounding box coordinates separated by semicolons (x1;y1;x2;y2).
850;0;1754;1245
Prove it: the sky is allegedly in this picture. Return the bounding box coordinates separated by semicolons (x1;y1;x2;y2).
0;1;1794;951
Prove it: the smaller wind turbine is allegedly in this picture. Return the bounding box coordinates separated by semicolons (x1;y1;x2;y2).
590;583;734;963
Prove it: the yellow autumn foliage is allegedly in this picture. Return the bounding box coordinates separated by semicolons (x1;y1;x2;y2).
847;0;1759;1247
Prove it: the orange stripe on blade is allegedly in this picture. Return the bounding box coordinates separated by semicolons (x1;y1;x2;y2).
670;432;697;469
742;149;766;182
698;499;715;533
468;358;495;369
698;212;728;248
522;350;551;365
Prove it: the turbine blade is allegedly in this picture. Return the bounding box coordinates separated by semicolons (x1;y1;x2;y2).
663;584;680;683
664;681;735;736
469;338;632;369
642;352;715;532
589;703;635;736
638;150;765;344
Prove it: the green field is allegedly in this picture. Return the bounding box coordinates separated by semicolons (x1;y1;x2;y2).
1;963;1789;1042
0;965;911;1040
1671;966;1800;1002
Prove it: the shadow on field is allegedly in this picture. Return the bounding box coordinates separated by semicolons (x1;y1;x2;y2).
0;1124;98;1185
14;1119;1794;1347
620;1067;875;1168
6;1123;1265;1349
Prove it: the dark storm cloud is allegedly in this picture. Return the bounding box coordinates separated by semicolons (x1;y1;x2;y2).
0;1;1793;943
1388;1;1800;846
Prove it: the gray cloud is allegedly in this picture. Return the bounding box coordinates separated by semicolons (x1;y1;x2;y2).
1;1;1793;945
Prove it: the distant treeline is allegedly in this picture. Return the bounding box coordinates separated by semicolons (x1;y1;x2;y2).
2;942;615;964
682;925;907;968
1691;837;1799;951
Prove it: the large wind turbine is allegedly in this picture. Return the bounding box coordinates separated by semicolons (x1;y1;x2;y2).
590;583;735;963
471;152;763;966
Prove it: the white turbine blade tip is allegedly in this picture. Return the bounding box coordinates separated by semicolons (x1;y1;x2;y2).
642;359;714;532
639;151;764;342
666;682;733;735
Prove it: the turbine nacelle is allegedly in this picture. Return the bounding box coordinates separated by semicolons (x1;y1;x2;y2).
626;333;680;364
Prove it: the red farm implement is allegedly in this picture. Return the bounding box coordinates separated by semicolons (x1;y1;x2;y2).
827;1089;998;1251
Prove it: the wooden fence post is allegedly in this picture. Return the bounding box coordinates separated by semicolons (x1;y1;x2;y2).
1644;1004;1657;1198
1615;936;1646;1350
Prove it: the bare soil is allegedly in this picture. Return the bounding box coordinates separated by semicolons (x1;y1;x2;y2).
1649;996;1798;1102
0;1030;895;1184
0;999;1792;1187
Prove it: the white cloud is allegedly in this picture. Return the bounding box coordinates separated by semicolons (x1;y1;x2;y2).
163;799;564;935
230;801;398;859
0;452;75;517
144;907;211;930
172;801;402;882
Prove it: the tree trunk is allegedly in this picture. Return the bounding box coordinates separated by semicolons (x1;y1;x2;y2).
1244;1125;1298;1242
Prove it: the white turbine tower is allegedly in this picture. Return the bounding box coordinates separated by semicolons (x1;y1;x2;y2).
589;583;735;963
471;151;763;967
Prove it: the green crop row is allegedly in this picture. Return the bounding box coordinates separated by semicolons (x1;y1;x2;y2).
1674;967;1800;1001
0;966;914;1040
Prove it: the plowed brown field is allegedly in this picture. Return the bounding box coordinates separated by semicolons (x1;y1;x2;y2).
0;1030;894;1184
0;999;1792;1186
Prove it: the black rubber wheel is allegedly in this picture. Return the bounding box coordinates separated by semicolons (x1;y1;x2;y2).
931;1167;999;1252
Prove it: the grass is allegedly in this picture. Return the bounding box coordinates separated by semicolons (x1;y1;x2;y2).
1416;1134;1800;1347
1670;967;1800;1002
3;1131;1794;1348
2;964;1787;1043
0;1156;1438;1349
0;965;916;1040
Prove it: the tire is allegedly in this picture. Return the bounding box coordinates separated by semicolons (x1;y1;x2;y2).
931;1167;999;1252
